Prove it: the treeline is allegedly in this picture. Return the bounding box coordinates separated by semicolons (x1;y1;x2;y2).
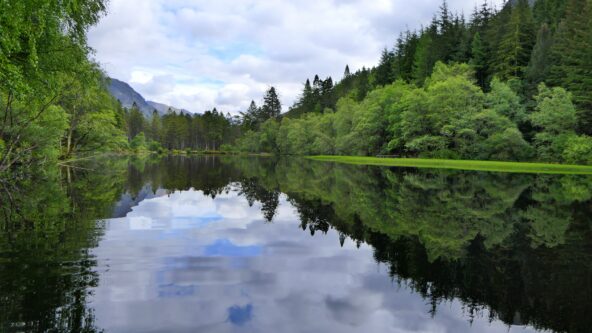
234;0;592;164
122;105;241;152
123;86;284;152
0;0;137;173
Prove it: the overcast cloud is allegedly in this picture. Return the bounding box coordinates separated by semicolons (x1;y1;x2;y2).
88;0;502;114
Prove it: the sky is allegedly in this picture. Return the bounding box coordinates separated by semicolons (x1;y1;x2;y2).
88;0;502;115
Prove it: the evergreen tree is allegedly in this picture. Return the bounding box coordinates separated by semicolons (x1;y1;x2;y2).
412;33;435;85
375;48;395;86
127;103;145;140
241;100;259;130
320;77;334;110
470;32;488;89
548;0;592;132
261;87;282;119
344;65;351;77
492;0;536;79
149;110;162;142
533;0;567;28
526;24;553;91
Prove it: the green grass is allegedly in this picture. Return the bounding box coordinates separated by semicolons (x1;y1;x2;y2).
308;156;592;175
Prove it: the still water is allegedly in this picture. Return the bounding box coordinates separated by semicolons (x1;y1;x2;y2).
1;156;591;332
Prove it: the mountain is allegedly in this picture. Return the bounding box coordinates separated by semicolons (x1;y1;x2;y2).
107;78;154;117
147;101;190;116
108;78;191;117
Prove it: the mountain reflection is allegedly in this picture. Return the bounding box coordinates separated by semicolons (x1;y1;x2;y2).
1;155;591;332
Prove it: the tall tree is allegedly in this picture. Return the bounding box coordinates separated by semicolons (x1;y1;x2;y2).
548;0;592;133
526;24;553;94
412;32;435;85
470;32;488;89
374;48;395;86
492;0;536;79
261;87;282;119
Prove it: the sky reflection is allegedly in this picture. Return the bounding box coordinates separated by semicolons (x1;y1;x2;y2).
88;188;545;333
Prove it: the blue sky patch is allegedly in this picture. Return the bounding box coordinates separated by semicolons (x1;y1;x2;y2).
204;239;262;257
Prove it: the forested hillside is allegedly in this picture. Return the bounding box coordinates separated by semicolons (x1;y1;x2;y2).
234;0;592;164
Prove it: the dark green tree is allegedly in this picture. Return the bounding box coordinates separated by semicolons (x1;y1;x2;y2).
261;87;282;119
492;0;536;79
470;32;488;89
548;0;592;133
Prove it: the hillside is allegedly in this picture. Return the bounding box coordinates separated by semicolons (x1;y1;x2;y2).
108;78;191;117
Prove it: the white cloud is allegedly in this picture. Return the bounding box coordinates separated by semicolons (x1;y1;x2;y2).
88;0;504;114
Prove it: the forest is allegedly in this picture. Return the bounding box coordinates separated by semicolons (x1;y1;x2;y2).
1;0;592;175
233;0;592;164
0;0;243;174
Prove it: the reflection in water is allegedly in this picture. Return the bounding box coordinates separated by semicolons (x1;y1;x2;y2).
0;155;591;332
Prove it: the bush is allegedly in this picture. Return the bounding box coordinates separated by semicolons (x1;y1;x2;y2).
148;140;164;153
563;135;592;165
130;133;147;151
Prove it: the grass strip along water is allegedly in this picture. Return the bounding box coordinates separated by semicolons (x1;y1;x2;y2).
308;156;592;175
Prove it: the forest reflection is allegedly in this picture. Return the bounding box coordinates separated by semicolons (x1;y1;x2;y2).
1;155;591;333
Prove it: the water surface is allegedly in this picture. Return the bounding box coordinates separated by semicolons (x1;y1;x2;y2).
1;156;591;332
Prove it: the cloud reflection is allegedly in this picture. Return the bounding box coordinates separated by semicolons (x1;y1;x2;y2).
89;189;544;333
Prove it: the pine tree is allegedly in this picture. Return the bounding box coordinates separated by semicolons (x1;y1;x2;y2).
533;0;567;28
344;65;351;77
492;0;536;79
149;110;162;142
375;48;395;86
526;24;553;90
470;32;488;89
412;33;435;85
261;87;282;119
548;0;592;132
320;77;334;110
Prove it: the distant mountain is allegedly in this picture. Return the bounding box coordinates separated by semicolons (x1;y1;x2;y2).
147;101;190;116
107;78;154;117
108;78;191;117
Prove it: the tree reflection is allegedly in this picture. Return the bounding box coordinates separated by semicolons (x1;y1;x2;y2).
226;157;592;333
2;155;591;333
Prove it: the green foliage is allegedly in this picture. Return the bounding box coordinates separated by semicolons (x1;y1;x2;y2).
233;0;591;166
526;24;553;91
412;34;435;85
470;32;488;89
261;87;282;119
531;84;577;134
486;78;527;125
492;0;536;80
548;0;592;132
531;84;578;161
563;135;592;165
130;133;147;151
0;0;130;171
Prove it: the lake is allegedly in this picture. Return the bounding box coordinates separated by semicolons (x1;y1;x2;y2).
1;156;591;333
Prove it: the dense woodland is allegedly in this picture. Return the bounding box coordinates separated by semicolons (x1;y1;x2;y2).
234;0;592;164
1;0;592;175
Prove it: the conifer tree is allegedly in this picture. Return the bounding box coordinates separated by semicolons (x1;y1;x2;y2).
375;48;395;86
470;32;488;89
492;0;536;79
548;0;592;132
526;24;553;91
261;87;282;119
412;33;435;85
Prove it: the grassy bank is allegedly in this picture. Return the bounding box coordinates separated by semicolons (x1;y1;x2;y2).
308;156;592;174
